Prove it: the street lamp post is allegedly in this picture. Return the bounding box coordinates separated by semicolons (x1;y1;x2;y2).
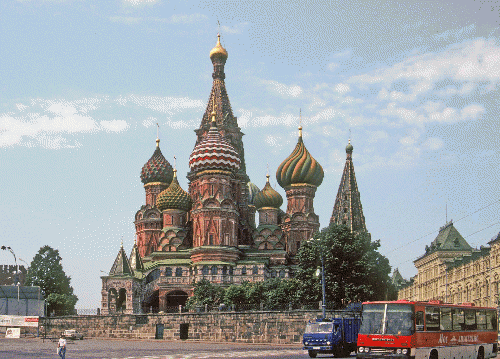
310;238;327;319
1;246;19;285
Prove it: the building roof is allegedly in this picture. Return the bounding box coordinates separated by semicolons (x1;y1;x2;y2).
330;139;368;233
109;244;133;277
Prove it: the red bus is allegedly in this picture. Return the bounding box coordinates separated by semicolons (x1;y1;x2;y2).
357;300;498;359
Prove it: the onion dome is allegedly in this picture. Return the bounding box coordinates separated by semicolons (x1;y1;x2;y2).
140;138;174;185
209;34;228;63
254;175;283;210
189;112;241;173
247;182;260;205
346;139;353;154
276;126;324;188
156;170;192;212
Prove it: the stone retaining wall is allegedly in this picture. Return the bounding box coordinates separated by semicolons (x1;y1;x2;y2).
43;311;322;344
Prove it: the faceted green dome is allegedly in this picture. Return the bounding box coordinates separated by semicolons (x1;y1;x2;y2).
156;171;192;212
276;126;324;188
140;139;174;185
254;175;283;210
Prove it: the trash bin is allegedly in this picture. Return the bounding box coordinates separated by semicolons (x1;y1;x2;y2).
180;323;189;340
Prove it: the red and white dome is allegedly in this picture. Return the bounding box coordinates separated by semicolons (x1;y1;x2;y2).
189;123;241;173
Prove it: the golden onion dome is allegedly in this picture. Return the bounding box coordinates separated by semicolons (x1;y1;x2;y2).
209;34;228;62
276;126;324;188
254;175;283;210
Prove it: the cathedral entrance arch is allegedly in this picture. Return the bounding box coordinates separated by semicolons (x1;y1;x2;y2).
166;290;188;310
142;290;159;313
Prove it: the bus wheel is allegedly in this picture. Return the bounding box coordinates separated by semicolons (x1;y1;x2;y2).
477;347;484;359
308;350;317;358
429;350;438;359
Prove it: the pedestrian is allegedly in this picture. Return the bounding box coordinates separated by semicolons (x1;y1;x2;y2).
57;334;66;359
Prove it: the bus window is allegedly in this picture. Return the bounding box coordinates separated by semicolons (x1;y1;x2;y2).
425;307;440;331
416;311;424;331
386;304;413;336
359;304;385;334
452;308;465;330
486;310;497;330
476;310;487;330
440;307;452;331
465;309;477;330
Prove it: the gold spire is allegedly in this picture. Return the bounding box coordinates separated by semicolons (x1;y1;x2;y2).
298;109;303;138
173;156;177;177
209;33;228;61
156;123;160;148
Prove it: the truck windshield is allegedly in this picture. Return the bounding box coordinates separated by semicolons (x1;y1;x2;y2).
305;322;334;333
360;304;414;336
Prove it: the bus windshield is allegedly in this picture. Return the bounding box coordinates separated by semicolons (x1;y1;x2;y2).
305;322;334;333
360;303;414;336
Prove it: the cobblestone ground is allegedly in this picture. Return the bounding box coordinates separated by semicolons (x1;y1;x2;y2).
0;337;312;359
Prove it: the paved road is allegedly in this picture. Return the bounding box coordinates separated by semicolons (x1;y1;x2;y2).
0;337;352;359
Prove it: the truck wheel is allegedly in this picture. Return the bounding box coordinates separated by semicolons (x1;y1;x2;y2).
308;350;317;358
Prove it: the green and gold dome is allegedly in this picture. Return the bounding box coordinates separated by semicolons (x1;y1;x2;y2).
276;126;324;188
254;175;283;210
156;170;192;212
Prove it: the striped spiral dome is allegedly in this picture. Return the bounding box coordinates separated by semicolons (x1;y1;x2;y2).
276;127;324;188
189;123;241;173
254;175;283;210
156;171;192;212
140;140;174;185
247;182;260;205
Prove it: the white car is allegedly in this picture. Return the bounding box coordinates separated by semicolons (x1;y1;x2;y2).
64;329;84;340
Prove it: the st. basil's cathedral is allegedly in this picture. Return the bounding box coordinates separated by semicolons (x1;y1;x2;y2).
100;35;368;314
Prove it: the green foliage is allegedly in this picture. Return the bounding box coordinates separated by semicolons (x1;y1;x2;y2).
297;223;392;309
25;245;78;315
186;279;224;309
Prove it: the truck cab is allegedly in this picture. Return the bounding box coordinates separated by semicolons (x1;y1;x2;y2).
303;313;361;358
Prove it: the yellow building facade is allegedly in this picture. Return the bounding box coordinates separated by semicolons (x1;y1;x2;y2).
398;221;500;307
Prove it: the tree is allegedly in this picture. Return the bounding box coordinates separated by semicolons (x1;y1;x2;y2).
296;223;392;309
186;279;224;310
25;245;78;315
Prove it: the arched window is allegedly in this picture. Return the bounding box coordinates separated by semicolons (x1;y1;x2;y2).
229;266;233;276
241;266;247;275
279;270;285;278
165;267;172;277
202;266;209;275
252;266;258;275
175;267;183;277
222;266;227;275
211;266;218;275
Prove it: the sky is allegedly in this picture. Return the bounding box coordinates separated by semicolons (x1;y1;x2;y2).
1;0;500;310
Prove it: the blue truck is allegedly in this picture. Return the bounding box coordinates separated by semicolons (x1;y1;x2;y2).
303;310;362;358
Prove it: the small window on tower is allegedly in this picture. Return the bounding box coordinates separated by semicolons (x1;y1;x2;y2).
343;208;348;213
209;234;214;245
296;241;300;250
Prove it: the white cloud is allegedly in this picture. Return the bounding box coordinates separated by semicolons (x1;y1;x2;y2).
122;0;159;6
100;120;129;132
327;62;339;72
109;16;142;25
423;137;444;150
169;14;208;24
221;22;250;35
118;95;204;114
261;80;303;98
334;83;350;94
